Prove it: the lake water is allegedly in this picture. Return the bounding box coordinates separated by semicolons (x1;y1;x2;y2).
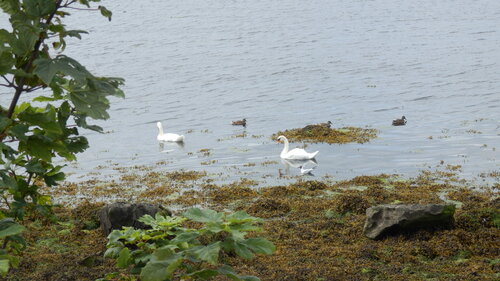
1;0;499;186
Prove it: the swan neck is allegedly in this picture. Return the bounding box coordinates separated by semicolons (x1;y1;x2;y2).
157;123;164;135
281;138;289;156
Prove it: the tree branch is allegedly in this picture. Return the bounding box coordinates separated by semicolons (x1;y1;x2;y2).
62;6;99;11
1;75;13;86
6;0;64;119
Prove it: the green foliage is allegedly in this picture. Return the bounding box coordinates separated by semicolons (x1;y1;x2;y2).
0;218;26;276
0;0;123;276
103;208;276;281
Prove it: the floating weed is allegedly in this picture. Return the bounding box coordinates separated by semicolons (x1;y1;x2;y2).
201;160;218;165
198;148;212;156
272;124;378;144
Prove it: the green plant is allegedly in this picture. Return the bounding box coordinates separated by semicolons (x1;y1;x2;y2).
0;218;26;276
0;0;122;276
103;208;276;281
0;0;123;220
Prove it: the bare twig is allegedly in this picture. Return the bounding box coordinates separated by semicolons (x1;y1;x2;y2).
62;6;98;11
1;75;13;86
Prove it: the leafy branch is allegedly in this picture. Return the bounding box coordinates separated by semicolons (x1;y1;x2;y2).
0;0;124;276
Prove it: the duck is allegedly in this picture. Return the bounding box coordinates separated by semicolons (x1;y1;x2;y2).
232;118;246;126
277;135;319;160
319;121;332;128
302;121;332;132
392;116;407;126
156;122;184;142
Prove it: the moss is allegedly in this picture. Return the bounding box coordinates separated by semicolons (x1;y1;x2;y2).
272;124;378;144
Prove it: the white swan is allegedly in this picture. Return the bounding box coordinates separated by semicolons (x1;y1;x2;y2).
156;122;184;142
277;135;318;160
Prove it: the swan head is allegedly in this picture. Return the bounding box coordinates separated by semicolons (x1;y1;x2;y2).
277;135;287;142
156;122;162;129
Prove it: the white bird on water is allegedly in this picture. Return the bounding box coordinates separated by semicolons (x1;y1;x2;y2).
156;122;184;142
277;135;318;160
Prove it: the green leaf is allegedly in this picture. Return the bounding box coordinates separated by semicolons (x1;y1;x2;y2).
11;27;38;57
0;116;12;132
23;0;56;17
183;208;224;224
64;29;88;39
33;55;93;85
98;5;112;21
171;232;198;244
241;238;275;255
17;105;61;134
0;0;20;15
24;135;53;161
69;91;110;120
0;50;15;75
189;242;221;265
65;136;89;154
9;124;29;141
104;246;122;258
140;253;182;281
0;258;10;277
0;219;25;238
187;269;219;279
233;242;253;259
25;160;45;173
116;247;130;268
226;211;262;224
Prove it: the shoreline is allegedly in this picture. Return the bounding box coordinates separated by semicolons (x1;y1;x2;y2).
9;166;499;280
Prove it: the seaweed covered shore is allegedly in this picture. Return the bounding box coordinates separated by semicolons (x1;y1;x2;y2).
6;166;499;281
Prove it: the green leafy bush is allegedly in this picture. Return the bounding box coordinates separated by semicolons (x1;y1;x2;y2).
1;0;123;276
103;208;276;281
0;218;26;276
0;0;124;221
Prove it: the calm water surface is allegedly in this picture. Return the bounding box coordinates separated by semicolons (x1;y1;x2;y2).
1;0;499;186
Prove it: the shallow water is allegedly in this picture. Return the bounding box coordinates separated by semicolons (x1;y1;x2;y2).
1;0;499;185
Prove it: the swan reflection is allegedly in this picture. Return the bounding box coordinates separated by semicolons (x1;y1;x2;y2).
280;158;318;176
159;141;184;153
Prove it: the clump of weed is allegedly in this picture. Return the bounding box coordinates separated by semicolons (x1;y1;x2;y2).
332;191;371;215
245;198;291;218
290;180;328;191
272;125;378;144
164;170;206;181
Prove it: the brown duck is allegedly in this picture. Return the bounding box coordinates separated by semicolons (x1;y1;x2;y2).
302;121;332;131
232;118;246;126
392;116;407;126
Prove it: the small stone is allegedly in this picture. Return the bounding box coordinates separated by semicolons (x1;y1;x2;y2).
363;204;455;239
99;202;171;236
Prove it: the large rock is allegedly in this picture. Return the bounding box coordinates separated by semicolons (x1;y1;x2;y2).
363;204;455;239
99;202;170;236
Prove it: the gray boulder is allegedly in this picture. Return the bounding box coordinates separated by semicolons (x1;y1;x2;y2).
363;204;455;239
99;202;171;236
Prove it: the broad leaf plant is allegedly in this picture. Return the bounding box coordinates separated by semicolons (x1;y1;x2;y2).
103;208;276;281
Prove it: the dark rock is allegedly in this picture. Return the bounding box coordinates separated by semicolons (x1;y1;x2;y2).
99;202;171;236
363;204;455;239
